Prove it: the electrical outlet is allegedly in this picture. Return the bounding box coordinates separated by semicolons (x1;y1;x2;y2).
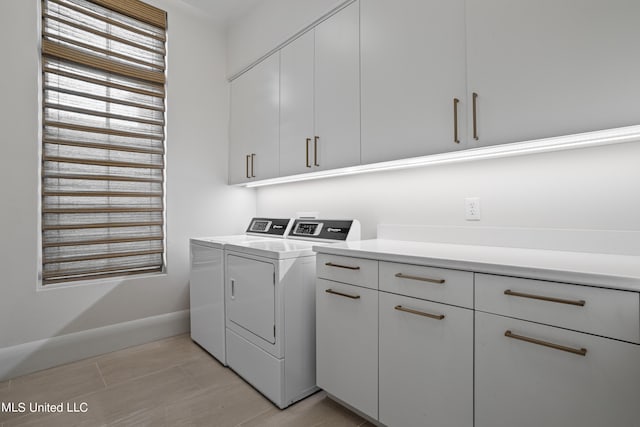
465;197;481;221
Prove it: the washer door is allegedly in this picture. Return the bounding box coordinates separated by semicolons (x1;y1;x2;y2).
226;254;276;344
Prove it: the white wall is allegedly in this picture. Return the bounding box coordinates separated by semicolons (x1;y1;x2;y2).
0;0;255;380
256;141;640;240
226;0;347;77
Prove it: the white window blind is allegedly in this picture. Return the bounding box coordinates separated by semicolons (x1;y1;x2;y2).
41;0;167;285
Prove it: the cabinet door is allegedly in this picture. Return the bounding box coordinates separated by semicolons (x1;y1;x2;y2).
379;293;473;427
475;312;640;427
361;0;467;163
279;31;314;176
314;1;360;171
466;0;640;147
316;279;378;420
229;53;280;184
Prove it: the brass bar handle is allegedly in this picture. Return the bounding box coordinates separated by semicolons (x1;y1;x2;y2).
250;153;255;177
453;98;460;143
314;136;319;166
505;330;587;356
395;305;445;320
325;262;360;270
325;288;360;299
245;155;250;179
395;272;445;284
305;138;311;168
472;92;479;140
504;289;586;307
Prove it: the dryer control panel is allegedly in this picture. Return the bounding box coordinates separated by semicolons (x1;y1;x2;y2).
288;219;360;241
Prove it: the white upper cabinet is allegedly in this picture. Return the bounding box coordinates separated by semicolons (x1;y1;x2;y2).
466;0;640;147
313;1;360;171
230;0;640;183
229;53;280;184
279;1;360;175
280;31;315;176
361;0;468;164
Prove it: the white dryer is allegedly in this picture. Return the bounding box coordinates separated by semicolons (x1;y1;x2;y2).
189;218;293;365
224;219;360;408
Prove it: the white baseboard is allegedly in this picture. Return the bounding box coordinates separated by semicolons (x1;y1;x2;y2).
0;309;190;381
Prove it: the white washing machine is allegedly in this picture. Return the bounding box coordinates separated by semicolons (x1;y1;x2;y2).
189;218;293;365
224;219;360;408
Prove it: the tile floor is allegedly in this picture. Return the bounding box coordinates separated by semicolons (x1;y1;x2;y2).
0;334;373;427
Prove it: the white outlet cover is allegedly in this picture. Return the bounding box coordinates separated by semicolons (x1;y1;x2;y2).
465;198;481;221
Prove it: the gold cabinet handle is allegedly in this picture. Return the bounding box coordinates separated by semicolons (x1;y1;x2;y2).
305;138;311;168
453;98;460;143
472;92;479;140
325;262;360;270
395;272;445;284
245;155;250;179
325;288;360;299
395;305;445;320
314;136;319;166
504;289;586;307
250;153;255;177
505;330;587;356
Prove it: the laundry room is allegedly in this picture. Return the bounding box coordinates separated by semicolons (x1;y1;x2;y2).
1;0;639;426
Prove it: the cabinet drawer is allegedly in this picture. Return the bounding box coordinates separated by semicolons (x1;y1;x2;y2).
380;261;473;308
317;254;378;289
475;274;640;343
475;312;640;427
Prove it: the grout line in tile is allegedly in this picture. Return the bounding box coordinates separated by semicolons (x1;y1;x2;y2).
235;406;275;427
175;364;206;391
108;407;155;427
95;362;108;389
107;365;214;426
96;357;194;389
99;364;181;392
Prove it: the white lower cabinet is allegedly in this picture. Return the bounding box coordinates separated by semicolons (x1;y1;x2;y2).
316;252;640;427
379;293;473;427
316;279;378;419
475;311;640;427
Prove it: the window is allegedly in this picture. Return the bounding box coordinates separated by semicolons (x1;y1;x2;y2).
41;0;167;285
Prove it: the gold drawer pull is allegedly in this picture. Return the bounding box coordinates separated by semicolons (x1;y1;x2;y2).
395;305;445;320
472;92;479;140
314;136;320;166
505;330;587;356
504;289;585;307
325;262;360;270
325;288;360;300
453;97;460;143
395;272;445;284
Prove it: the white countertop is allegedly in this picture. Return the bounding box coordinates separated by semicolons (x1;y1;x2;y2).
313;239;640;292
